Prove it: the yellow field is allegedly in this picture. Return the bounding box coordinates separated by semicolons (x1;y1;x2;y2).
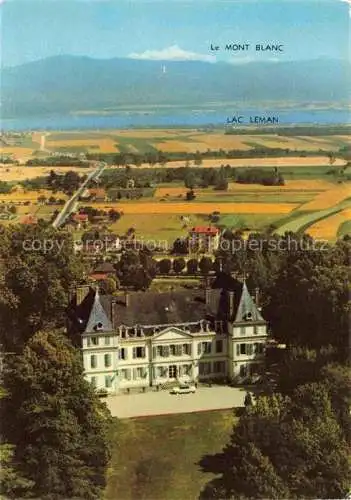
298;183;350;211
0;189;68;202
307;208;351;240
137;156;346;169
115;129;203;138
155;141;206;153
0;147;36;159
227;179;336;192
46;138;118;153
154;133;347;153
254;136;339;151
90;201;298;214
0;165;92;182
193;133;256;150
154;180;336;198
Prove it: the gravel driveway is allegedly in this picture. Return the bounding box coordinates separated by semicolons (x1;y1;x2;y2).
106;386;246;419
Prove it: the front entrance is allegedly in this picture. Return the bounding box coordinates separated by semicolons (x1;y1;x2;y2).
169;365;177;379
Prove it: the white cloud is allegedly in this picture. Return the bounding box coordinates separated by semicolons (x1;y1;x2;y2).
227;56;255;64
128;45;216;63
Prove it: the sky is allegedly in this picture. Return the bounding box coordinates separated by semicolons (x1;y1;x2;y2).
1;0;350;67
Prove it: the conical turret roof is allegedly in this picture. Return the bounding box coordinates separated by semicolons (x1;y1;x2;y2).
234;281;264;323
84;289;113;333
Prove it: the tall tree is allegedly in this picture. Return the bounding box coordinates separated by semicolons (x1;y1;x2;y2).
1;330;110;500
0;225;87;349
202;385;349;499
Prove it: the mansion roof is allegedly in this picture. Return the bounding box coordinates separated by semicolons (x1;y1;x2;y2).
68;275;265;336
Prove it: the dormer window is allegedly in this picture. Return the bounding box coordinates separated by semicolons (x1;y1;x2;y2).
244;312;253;321
94;322;104;331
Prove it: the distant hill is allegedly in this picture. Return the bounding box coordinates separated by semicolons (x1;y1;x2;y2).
2;56;350;118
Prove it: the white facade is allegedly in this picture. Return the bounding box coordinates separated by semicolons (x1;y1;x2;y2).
82;319;267;394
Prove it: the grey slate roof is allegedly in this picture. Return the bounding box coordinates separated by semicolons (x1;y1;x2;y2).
84;289;113;333
234;281;264;323
104;289;222;328
70;277;265;335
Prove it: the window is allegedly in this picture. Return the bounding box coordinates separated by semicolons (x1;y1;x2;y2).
255;343;264;354
88;336;99;347
135;367;146;379
132;346;146;359
175;344;182;356
199;362;211;375
216;340;223;353
169;365;177;378
215;320;223;332
240;343;246;355
104;354;112;368
170;345;176;356
213;361;225;373
119;348;126;360
197;343;202;355
240;364;248;377
163;346;170;357
182;344;191;355
181;364;191;376
157;366;167;378
105;376;112;388
240;327;246;336
90;376;97;387
104;336;111;346
247;344;253;356
90;355;97;369
121;369;131;380
203;342;212;354
156;346;162;357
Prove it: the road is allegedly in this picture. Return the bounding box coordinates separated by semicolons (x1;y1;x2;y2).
106;386;246;419
52;162;106;228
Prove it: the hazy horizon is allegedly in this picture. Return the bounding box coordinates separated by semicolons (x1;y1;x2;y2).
2;0;349;67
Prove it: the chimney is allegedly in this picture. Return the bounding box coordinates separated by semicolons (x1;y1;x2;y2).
125;292;130;308
205;288;218;314
254;287;260;306
228;291;235;319
76;284;91;306
110;298;116;329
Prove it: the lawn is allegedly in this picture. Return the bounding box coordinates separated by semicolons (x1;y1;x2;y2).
108;213;209;244
105;409;236;500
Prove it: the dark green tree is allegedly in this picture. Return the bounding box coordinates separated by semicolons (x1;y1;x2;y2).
157;258;172;275
199;256;213;275
1;330;110;500
0;225;87;349
173;257;186;274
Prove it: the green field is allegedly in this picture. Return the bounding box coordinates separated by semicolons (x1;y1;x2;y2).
109;213;209;243
275;199;351;235
217;213;281;231
337;220;351;238
105;410;235;500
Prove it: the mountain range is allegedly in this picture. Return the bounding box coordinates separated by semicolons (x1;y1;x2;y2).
2;56;350;118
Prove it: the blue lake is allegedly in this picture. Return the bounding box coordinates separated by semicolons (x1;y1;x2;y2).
1;108;350;131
